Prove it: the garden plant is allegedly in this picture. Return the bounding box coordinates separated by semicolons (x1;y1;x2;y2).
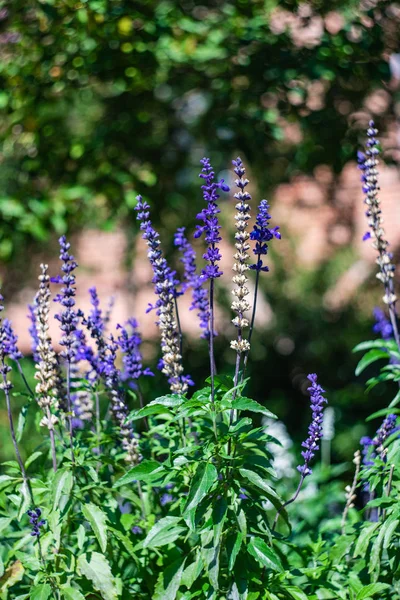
0;122;400;599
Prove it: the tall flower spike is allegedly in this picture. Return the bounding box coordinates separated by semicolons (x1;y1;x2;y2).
52;236;79;362
373;307;393;340
230;157;251;355
3;319;23;360
358;121;400;348
117;318;154;382
174;227;212;339
194;157;229;280
103;335;140;465
27;300;40;362
34;264;60;471
297;373;328;477
250;199;281;273
34;265;60;429
135;196;188;395
273;373;328;531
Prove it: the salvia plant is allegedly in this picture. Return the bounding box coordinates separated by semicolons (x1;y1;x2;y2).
0;124;400;600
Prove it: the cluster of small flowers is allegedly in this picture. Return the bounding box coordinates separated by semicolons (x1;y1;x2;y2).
373;307;393;340
135;196;188;395
0;295;13;394
297;373;328;477
104;337;141;465
174;228;212;339
194;157;229;280
117;319;154;382
358;122;397;307
361;413;399;465
27;508;45;537
34;264;60;430
230;157;251;355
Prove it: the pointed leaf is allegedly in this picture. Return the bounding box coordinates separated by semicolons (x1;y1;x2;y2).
247;537;283;572
153;557;186;600
239;468;289;526
113;460;165;487
226;532;243;571
61;587;86;600
77;552;118;600
356;583;390;599
52;468;74;511
143;516;186;549
183;462;218;515
30;584;52;600
355;350;388;376
231;397;277;419
82;503;108;553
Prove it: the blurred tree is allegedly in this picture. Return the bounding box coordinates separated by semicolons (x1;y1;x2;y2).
0;0;395;263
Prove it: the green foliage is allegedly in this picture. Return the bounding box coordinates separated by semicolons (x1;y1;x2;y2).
0;0;394;262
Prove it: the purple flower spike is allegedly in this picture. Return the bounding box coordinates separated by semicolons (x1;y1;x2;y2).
135;196;187;395
250;200;280;273
194;158;229;280
52;236;79;362
27;508;46;538
373;307;393;340
297;373;328;477
117;318;154;382
174;227;213;339
361;414;399;465
2;319;23;360
27;302;40;362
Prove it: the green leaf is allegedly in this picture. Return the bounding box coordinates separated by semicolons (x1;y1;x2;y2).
181;554;203;590
25;451;43;468
389;390;400;407
355;583;390;599
183;462;218;515
226;532;242;571
383;518;399;548
77;552;118;600
30;584;52;600
153;557;186;600
143;516;186;549
16;403;30;443
18;482;31;520
113;460;165;487
108;527;139;564
353;523;380;557
355;350;388;376
129;403;174;420
247;537;283;572
61;587;86;600
52;468;74;512
366;407;400;422
239;468;288;525
201;529;220;590
286;588;309;600
82;503;108;553
150;394;184;407
230;397;277;419
212;496;227;546
0;556;3;579
353;339;397;353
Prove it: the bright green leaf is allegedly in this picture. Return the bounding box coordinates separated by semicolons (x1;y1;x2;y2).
77;552;118;600
82;503;108;553
247;537;283;572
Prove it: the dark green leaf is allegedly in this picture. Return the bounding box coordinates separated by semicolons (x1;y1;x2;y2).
82;503;108;553
143;516;186;549
153;557;186;600
231;397;277;419
355;350;388;376
247;537;283;572
113;460;165;487
183;462;218;515
226;532;242;571
61;587;86;600
77;552;118;600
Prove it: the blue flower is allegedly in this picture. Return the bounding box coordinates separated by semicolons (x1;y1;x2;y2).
194;157;229;280
297;373;327;477
250;200;280;272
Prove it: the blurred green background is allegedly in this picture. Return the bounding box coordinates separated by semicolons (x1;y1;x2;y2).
1;0;399;467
